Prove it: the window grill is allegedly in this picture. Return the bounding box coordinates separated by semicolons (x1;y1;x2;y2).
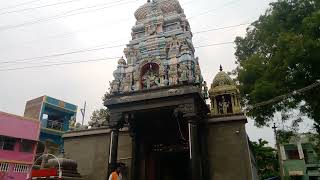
13;164;29;173
47;120;64;131
0;162;9;172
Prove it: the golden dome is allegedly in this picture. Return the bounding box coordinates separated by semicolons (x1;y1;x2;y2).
211;69;235;88
209;66;242;116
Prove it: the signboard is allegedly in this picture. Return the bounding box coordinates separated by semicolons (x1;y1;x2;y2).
289;170;304;176
31;168;58;177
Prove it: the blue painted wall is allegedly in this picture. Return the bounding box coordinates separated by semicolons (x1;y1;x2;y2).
38;96;77;151
39;131;63;148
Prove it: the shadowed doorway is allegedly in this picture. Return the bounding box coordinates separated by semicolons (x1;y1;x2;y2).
132;108;190;180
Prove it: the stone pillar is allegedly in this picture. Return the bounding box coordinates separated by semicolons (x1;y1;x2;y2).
176;103;202;180
214;97;219;114
280;145;287;160
129;115;138;180
231;95;235;113
109;128;119;172
108;112;123;176
188;117;201;180
234;95;238;106
297;142;304;159
130;135;138;180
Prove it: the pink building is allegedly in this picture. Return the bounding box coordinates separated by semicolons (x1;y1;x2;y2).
0;111;40;180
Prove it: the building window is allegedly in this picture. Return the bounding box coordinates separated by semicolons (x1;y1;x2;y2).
20;140;33;153
290;177;303;180
13;164;29;173
0;136;16;151
285;145;300;160
0;162;9;172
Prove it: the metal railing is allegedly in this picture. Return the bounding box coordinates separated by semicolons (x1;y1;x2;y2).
46;120;64;131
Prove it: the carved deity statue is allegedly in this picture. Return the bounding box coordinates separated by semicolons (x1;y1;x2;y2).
187;62;195;82
121;73;132;92
178;63;189;83
218;96;230;114
142;68;160;89
158;64;166;86
125;48;140;65
147;23;157;35
180;41;191;55
195;62;202;84
68;116;76;131
133;71;140;90
202;81;209;99
167;37;180;58
110;80;120;94
168;65;178;85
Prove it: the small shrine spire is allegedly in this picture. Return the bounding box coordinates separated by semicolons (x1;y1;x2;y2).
219;65;223;72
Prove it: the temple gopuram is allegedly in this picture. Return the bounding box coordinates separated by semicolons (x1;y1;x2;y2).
63;0;259;180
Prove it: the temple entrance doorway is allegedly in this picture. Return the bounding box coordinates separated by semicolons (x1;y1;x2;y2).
132;108;190;180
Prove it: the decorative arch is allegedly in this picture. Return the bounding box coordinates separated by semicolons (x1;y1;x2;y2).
140;62;160;89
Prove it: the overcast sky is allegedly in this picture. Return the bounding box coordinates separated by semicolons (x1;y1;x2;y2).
0;0;306;146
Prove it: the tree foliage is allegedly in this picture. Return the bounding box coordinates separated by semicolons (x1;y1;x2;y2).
251;139;279;179
234;0;320;132
90;108;110;122
89;92;111;127
277;129;298;144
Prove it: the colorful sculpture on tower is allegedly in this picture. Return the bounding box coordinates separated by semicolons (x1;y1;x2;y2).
109;0;203;94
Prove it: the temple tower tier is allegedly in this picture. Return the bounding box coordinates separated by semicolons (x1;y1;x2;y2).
109;0;204;95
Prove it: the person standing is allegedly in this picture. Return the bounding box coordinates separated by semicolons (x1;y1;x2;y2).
108;166;122;180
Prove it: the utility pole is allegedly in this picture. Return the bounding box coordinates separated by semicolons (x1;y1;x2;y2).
272;123;278;145
272;123;284;180
80;101;86;126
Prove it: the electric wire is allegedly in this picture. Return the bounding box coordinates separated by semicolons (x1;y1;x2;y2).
0;14;245;52
0;40;235;67
193;23;250;35
0;0;43;12
194;41;234;48
246;81;320;111
0;22;248;66
3;1;195;44
0;44;126;65
0;0;198;51
0;41;236;72
0;57;120;72
0;0;134;31
188;0;240;19
0;0;83;16
0;0;250;70
0;0;238;32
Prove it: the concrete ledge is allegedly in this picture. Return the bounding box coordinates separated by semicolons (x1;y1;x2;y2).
207;114;247;124
105;85;202;106
63;127;129;138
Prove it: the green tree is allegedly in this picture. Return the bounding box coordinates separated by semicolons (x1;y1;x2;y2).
277;129;298;144
251;139;279;179
89;92;111;127
90;108;110;123
234;0;320;132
